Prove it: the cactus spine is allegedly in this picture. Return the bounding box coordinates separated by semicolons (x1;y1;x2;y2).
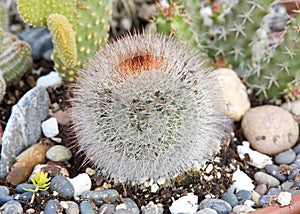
72;34;225;182
17;0;111;82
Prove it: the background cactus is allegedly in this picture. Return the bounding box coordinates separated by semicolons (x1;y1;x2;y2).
0;2;32;103
17;0;111;82
72;34;225;182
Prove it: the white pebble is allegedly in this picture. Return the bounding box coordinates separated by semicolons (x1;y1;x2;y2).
277;191;292;206
237;141;273;168
169;193;198;214
41;117;59;137
116;203;127;210
150;183;159;193
36;71;62;89
157;177;166;185
68;173;91;197
228;168;255;192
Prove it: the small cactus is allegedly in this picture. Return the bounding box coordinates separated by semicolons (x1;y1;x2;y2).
17;0;111;82
0;2;8;30
72;34;225;182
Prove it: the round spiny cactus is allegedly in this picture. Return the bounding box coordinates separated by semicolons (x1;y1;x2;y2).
72;34;225;182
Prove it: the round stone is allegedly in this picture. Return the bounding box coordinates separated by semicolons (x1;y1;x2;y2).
255;184;268;196
235;190;251;205
265;164;287;182
275;149;296;165
241;105;299;155
281;181;294;191
199;199;232;214
196;208;218;214
293;144;300;154
81;189;119;206
288;169;300;180
123;198;139;214
0;186;10;195
44;200;63;214
0;200;23;214
15;183;35;193
80;201;97;214
254;171;280;187
60;201;80;214
99;204;116;214
50;175;74;199
221;192;238;207
46;145;72;162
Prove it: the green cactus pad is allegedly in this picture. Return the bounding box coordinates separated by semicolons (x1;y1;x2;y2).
17;0;76;27
0;41;32;85
47;13;77;68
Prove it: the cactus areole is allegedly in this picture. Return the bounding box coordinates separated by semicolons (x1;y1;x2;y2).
72;34;226;182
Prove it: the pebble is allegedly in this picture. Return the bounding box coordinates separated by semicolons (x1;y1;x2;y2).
199;198;232;214
36;71;63;89
281;181;294;191
259;195;272;207
44;200;63;214
50;175;74;199
275;149;296;165
0;195;13;205
214;68;250;121
282;100;300;119
255;184;268;195
237;141;272;168
288;168;300;180
68;173;91;197
46;145;72;162
196;208;218;214
235;190;251;205
15;183;35;193
150;183;159;193
60;201;80;214
267;187;281;196
53;109;71;126
6;141;52;185
30;164;69;179
81;189;119;206
277;191;292;206
0;186;10;195
123;198;140;214
254;171;280;187
13;192;33;201
80;201;97;214
265;164;287;182
232;205;255;214
228;168;255;192
115;209;131;214
241;105;299;155
221;192;238;207
293;144;300;154
26;208;36;214
19;27;53;61
169;193;198;214
0;86;50;179
42;117;59;138
99;204;116;214
141;201;163;214
0;200;23;214
251;190;261;207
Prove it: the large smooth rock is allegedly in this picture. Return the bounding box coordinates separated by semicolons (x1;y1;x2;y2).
215;68;250;121
0;86;50;178
241;105;299;155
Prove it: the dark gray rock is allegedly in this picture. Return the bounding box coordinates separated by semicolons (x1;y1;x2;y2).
99;204;116;214
281;181;294;191
15;183;35;193
0;200;23;214
0;195;13;205
288;169;300;180
259;195;270;207
44;200;63;214
267;187;281;196
235;190;251;205
13;192;33;201
199;198;232;214
123;198;139;214
293;144;300;154
0;186;10;195
50;175;74;199
275;149;296;165
265;164;287;182
80;201;97;214
0;87;50;178
61;201;79;214
81;189;119;206
221;192;238;207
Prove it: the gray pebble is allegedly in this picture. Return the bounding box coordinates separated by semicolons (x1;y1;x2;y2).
43;49;53;61
267;187;281;196
61;201;80;214
275;149;296;165
15;183;35;193
221;192;238;207
46;145;72;162
50;175;74;199
293;153;300;164
259;195;270;207
80;201;97;214
13;192;33;201
115;209;131;214
265;164;287;182
44;200;63;214
288;169;300;180
0;195;13;205
290;163;300;169
235;190;251;205
293;180;300;188
255;184;268;195
196;208;218;214
199;198;232;214
141;201;163;214
81;189;119;206
123;198;139;214
291;189;300;195
0;87;50;179
232;205;255;213
0;200;23;214
254;171;280;187
281;181;294;191
293;144;300;154
99;204;116;214
0;186;10;195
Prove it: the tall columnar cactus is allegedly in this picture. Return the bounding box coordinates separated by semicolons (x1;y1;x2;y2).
247;13;300;100
17;0;111;82
72;34;225;182
0;3;33;103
